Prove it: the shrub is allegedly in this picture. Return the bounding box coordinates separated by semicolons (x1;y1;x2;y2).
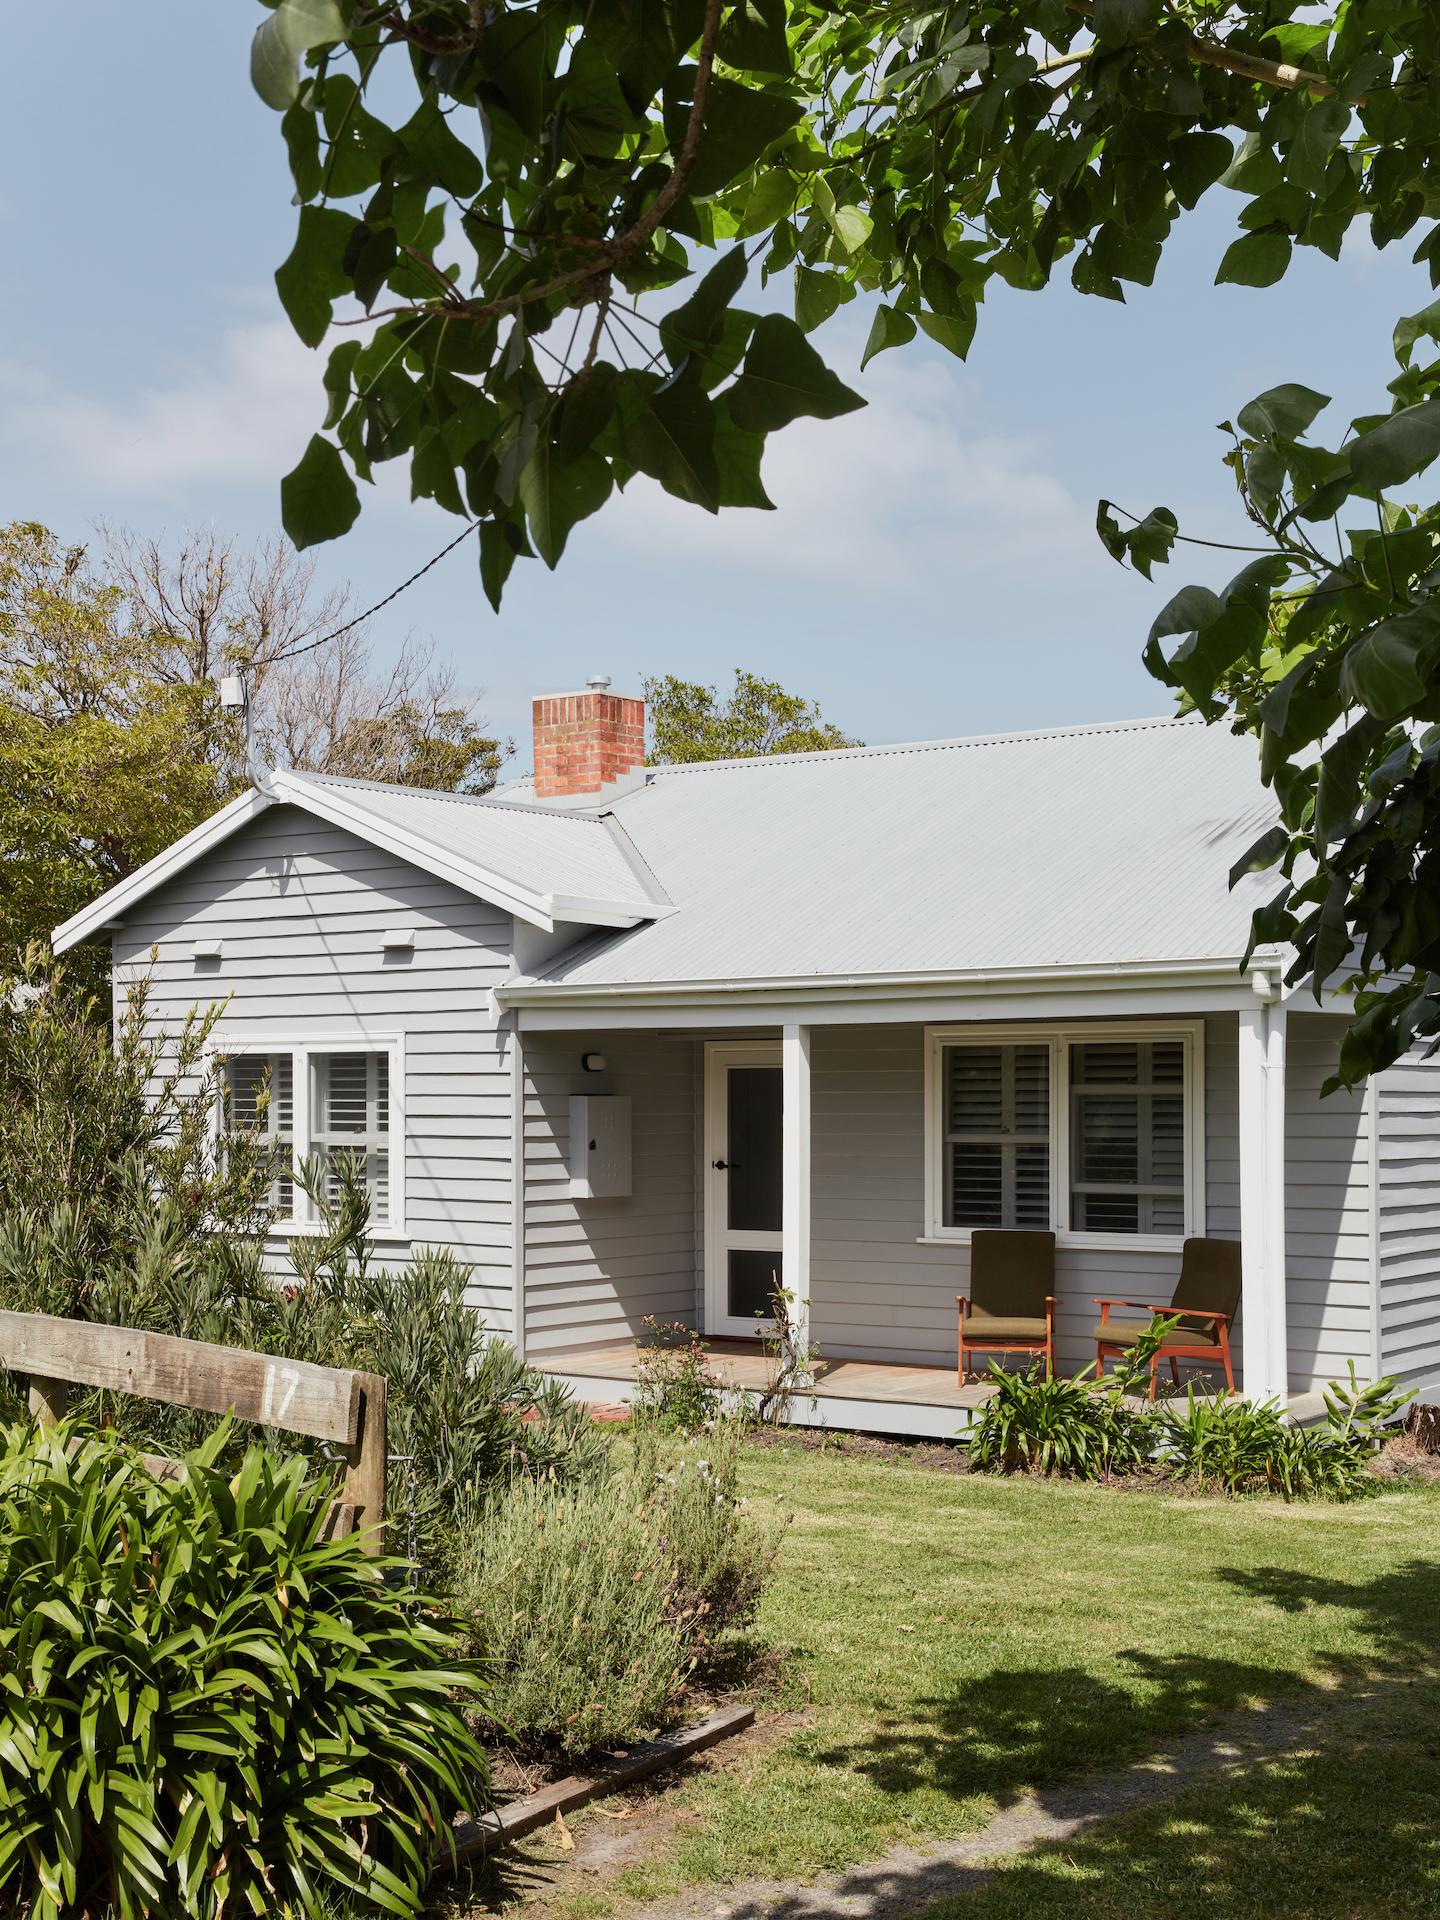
1159;1363;1414;1499
0;1418;486;1919
454;1472;692;1757
454;1430;785;1757
0;971;609;1583
969;1328;1171;1479
631;1318;725;1432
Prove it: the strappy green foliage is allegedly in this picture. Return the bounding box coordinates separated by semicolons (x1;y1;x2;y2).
0;1419;486;1918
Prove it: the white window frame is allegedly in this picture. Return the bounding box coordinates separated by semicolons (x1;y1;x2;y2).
923;1021;1205;1252
208;1032;407;1239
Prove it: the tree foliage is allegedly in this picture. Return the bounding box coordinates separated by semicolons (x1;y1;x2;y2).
252;0;1440;1076
645;666;859;761
0;522;504;959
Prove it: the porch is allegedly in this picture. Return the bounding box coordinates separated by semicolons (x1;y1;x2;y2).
509;993;1370;1435
537;1337;1329;1441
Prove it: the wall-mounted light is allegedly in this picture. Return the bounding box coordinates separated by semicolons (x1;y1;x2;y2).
581;1051;608;1073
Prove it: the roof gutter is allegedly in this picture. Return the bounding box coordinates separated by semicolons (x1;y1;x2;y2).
496;951;1290;1012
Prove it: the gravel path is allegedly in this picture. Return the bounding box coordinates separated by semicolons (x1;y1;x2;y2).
613;1683;1362;1920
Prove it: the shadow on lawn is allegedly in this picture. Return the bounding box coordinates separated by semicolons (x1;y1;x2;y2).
812;1556;1440;1812
443;1560;1440;1919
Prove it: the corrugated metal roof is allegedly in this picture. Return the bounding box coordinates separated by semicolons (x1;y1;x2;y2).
527;717;1280;988
274;772;665;916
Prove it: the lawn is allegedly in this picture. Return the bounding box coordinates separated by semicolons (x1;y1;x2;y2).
468;1434;1440;1918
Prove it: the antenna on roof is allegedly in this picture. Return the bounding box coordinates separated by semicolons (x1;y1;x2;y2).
218;671;268;787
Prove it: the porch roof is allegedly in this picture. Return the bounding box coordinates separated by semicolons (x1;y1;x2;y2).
508;716;1280;998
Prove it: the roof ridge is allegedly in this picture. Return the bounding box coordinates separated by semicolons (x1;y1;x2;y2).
635;713;1201;783
283;768;605;823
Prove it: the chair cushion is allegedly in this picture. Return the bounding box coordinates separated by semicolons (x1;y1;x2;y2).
1094;1316;1220;1349
963;1315;1048;1343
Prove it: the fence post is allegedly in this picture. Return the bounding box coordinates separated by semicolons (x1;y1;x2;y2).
342;1371;388;1556
28;1377;69;1428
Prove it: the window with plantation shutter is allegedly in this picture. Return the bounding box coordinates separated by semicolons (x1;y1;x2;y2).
311;1052;391;1224
942;1042;1051;1230
1068;1039;1185;1236
927;1023;1200;1244
225;1054;296;1214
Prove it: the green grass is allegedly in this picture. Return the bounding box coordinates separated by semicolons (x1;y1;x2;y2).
473;1437;1440;1916
926;1673;1440;1918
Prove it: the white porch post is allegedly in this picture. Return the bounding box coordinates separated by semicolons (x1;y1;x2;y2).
1238;991;1288;1401
782;1023;812;1360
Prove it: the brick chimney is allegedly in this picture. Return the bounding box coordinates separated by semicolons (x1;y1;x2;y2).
532;675;646;800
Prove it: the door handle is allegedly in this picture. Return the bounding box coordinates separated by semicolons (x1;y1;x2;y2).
712;1159;737;1170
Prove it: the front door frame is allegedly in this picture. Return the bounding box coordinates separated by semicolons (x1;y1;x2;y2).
703;1040;783;1337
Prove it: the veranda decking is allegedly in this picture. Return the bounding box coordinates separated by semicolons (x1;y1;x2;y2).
536;1338;1324;1441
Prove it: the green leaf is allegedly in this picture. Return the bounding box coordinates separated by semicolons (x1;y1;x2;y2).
728;314;866;433
591;0;680;117
1228;825;1290;889
1215;228;1293;288
1339;607;1440;721
661;245;748;365
717;0;792;75
625;371;722;511
519;445;613;568
664;74;804;198
1349;396;1440;491
250;0;346;112
861;304;917;371
274;207;359;349
712;405;775;510
394;96;484;198
281;436;361;549
1394;297;1440;369
1237;383;1330;443
476;8;553;137
1167;132;1234;210
794;266;848;334
917;305;976;360
828;204;873;255
1093;0;1151;46
479;517;528;612
1286;96;1351;195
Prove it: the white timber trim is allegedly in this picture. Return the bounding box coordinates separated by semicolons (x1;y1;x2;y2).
1365;1072;1382;1380
207;1028;407;1240
51;773;664;955
702;1040;783;1337
782;1023;813;1359
1238;1000;1288;1400
510;1021;527;1362
922;1018;1206;1253
52;789;275;954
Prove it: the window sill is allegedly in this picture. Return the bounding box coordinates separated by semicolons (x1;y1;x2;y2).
264;1222;411;1245
916;1233;1190;1256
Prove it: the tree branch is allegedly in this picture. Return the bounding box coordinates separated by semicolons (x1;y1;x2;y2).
337;0;724;334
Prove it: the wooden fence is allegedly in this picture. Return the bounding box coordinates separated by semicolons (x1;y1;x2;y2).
0;1309;387;1552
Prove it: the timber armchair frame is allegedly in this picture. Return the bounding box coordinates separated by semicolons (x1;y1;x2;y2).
1092;1236;1242;1401
956;1228;1058;1384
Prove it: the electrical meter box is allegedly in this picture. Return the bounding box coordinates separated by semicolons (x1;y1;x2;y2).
569;1095;632;1198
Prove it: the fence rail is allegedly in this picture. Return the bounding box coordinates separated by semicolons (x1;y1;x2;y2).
0;1309;387;1553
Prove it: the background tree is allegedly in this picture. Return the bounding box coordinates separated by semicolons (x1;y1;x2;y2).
0;521;503;961
250;0;1440;1079
645;668;859;762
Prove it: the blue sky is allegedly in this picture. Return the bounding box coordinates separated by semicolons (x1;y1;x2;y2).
2;4;1427;766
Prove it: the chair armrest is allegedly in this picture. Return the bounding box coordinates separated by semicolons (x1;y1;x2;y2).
1093;1297;1177;1314
956;1295;970;1317
1166;1305;1231;1325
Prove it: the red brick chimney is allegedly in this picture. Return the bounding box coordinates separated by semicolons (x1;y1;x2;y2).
532;675;646;800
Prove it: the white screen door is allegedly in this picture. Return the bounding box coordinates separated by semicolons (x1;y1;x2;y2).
704;1042;783;1335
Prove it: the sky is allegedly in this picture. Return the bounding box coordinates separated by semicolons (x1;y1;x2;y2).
2;5;1429;769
